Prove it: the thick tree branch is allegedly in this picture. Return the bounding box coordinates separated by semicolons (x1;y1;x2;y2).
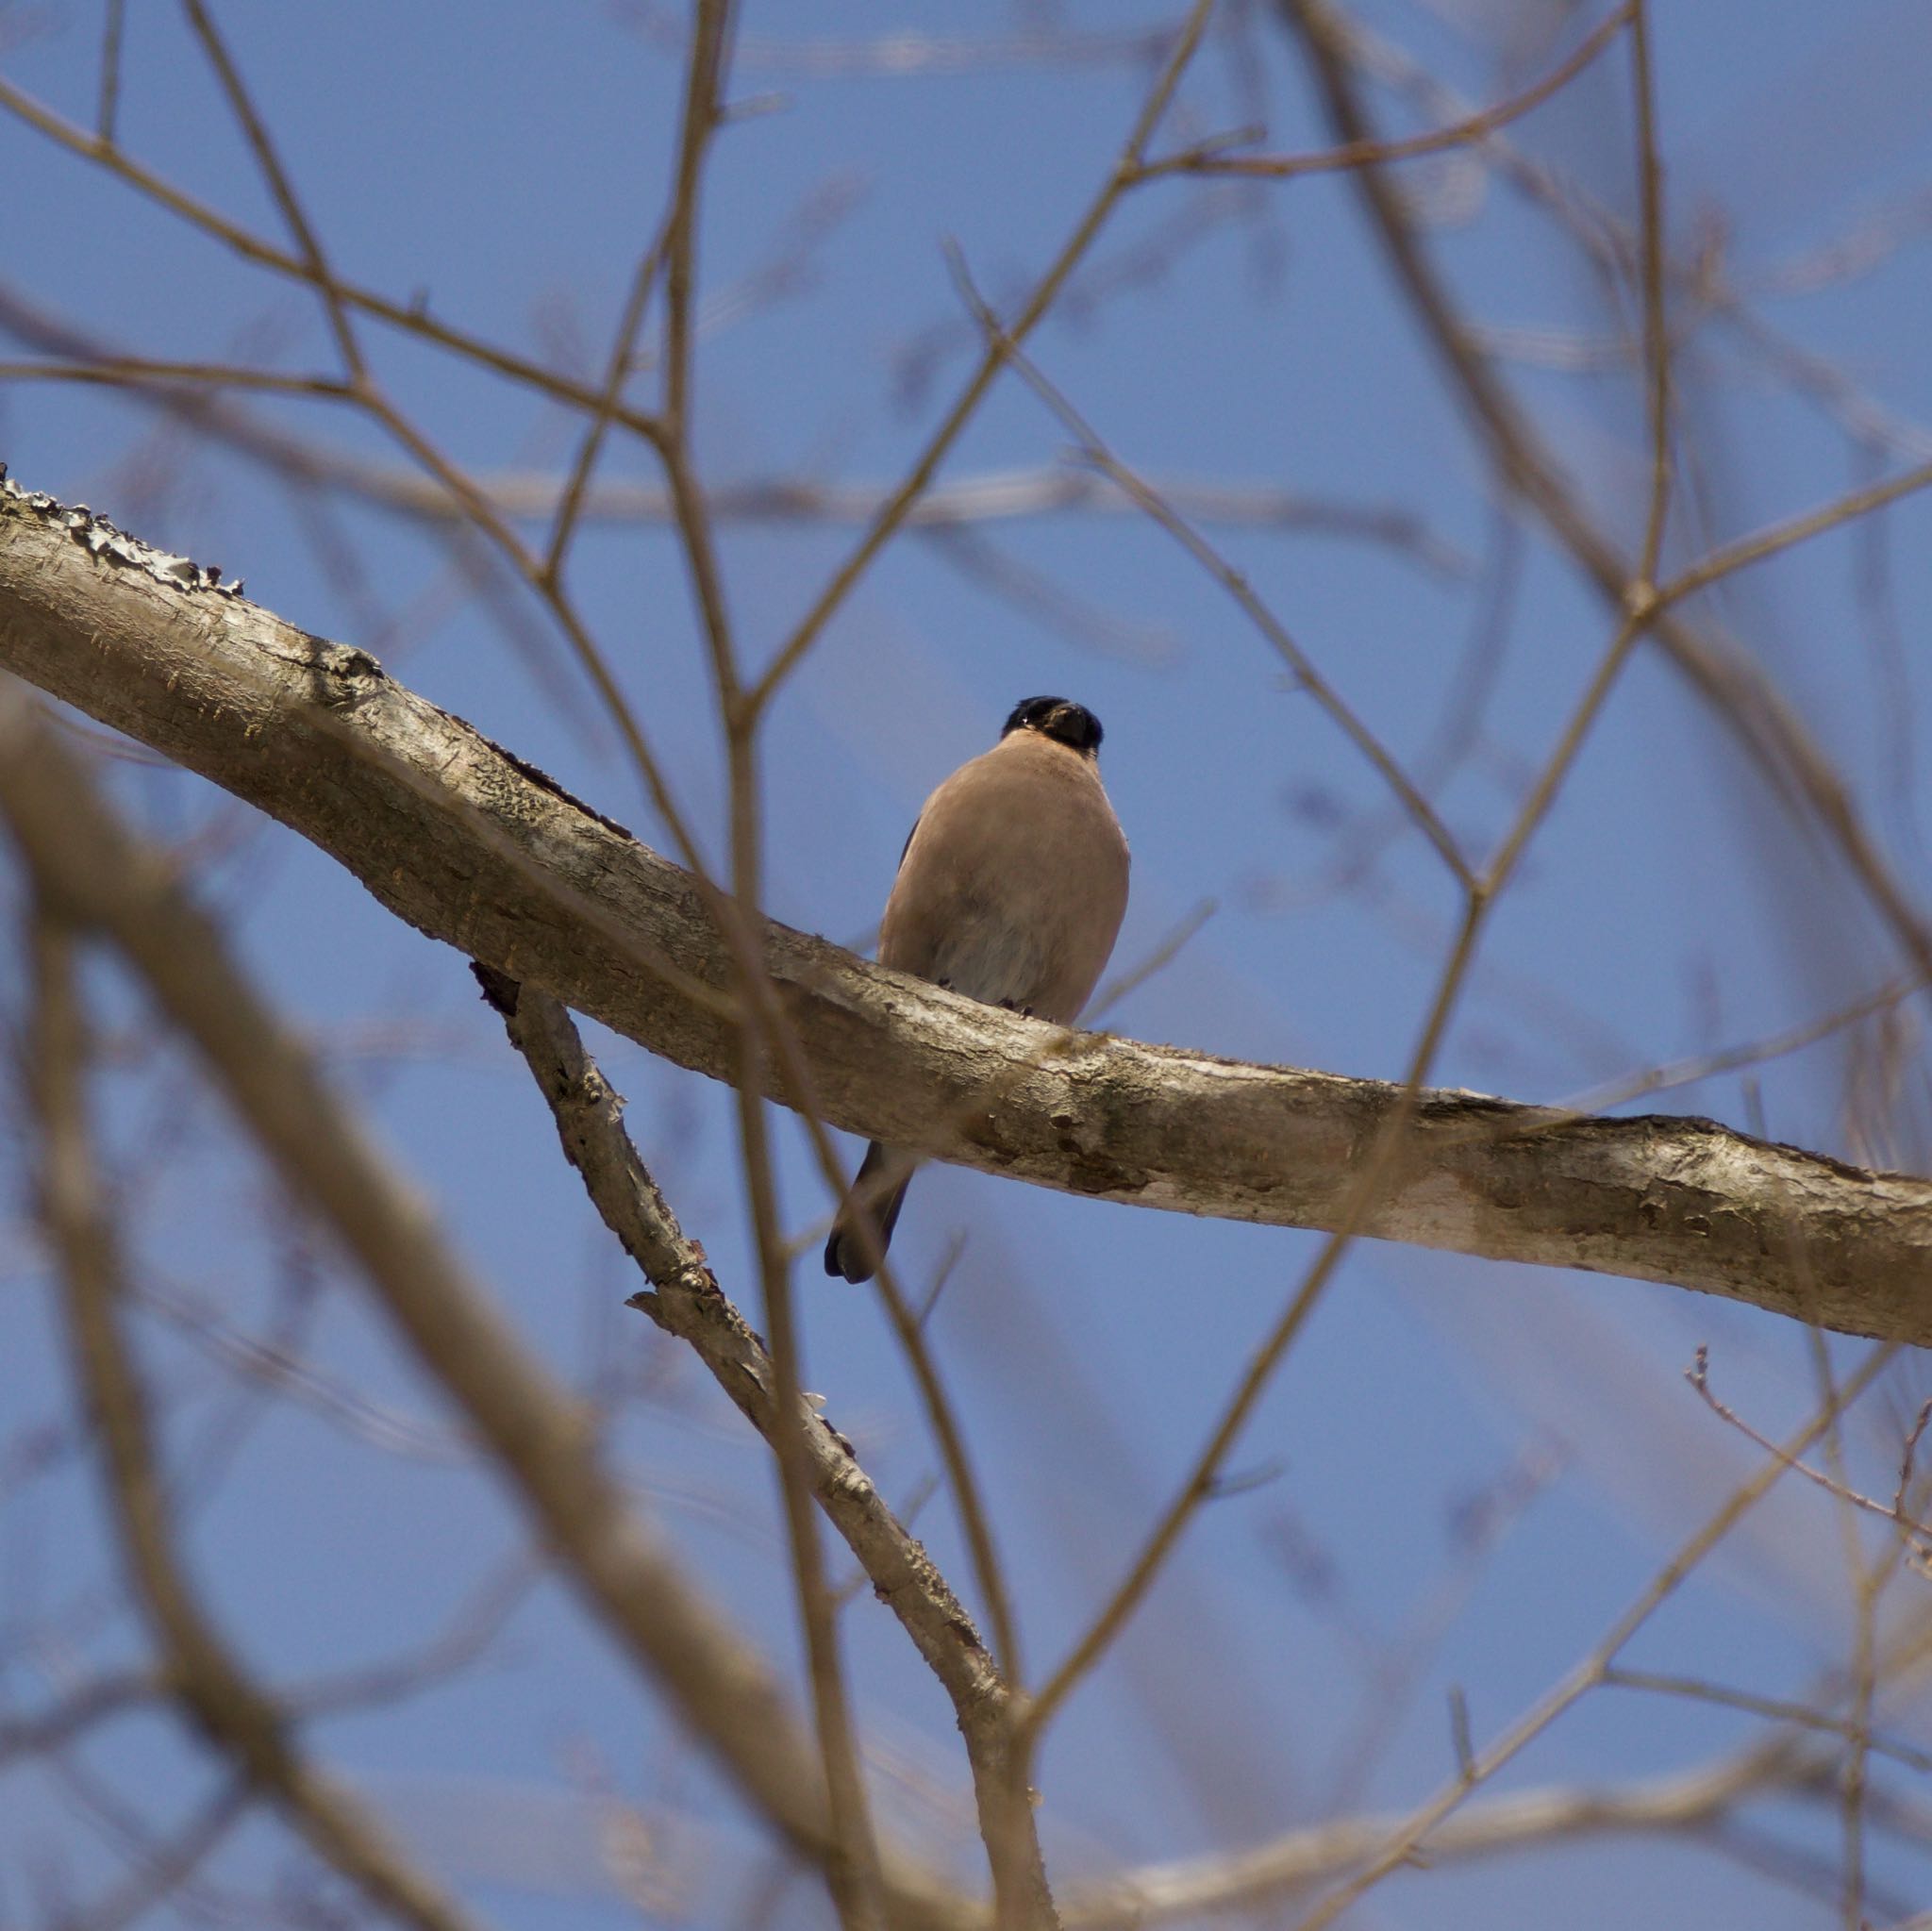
4;476;1930;1343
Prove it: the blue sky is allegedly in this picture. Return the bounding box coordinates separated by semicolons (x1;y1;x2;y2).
6;1;1932;1923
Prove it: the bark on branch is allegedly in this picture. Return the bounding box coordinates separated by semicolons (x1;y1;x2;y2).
4;476;1929;1344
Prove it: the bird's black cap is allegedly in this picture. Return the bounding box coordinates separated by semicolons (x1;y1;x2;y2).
1002;695;1104;756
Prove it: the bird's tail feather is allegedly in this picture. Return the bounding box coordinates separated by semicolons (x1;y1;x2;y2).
824;1142;912;1283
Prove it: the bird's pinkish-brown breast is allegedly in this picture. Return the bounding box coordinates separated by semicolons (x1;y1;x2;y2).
879;730;1128;1024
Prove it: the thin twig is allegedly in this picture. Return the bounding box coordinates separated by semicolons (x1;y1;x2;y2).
178;0;365;380
1549;971;1926;1120
1060;1728;1830;1926
0;1669;158;1768
1294;1341;1898;1928
1601;1666;1932;1775
62;1775;252;1931
1658;455;1932;611
0;74;665;440
0;358;355;398
544;216;675;580
96;0;126;143
1275;0;1932;1003
1137;5;1632;181
747;0;1219;712
1088;899;1218;1022
1686;1348;1932;1557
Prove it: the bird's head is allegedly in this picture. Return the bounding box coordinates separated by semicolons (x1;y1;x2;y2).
1001;695;1104;757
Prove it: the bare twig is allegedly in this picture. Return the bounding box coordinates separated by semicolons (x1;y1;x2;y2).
1291;1341;1898;1927
61;1775;252;1931
0;74;665;439
0;357;356;400
1601;1666;1932;1774
0;1669;158;1769
1687;1348;1932;1560
1138;5;1633;181
0;283;1470;576
178;0;365;380
543;217;675;580
1276;0;1932;1001
1551;971;1927;1119
1658;455;1932;610
95;0;125;142
748;0;1220;711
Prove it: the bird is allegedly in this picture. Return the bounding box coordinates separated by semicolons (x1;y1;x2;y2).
824;695;1130;1284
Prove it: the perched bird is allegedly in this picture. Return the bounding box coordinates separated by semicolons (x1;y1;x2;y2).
824;695;1130;1283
